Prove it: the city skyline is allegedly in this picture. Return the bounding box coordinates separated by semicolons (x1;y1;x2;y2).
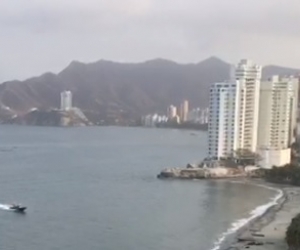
207;59;299;168
142;101;209;127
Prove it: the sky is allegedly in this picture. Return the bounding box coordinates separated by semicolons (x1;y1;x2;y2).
1;0;300;82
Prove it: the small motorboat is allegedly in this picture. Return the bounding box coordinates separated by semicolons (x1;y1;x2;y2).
9;204;27;212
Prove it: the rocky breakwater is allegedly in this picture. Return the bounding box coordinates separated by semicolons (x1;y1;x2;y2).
157;165;249;179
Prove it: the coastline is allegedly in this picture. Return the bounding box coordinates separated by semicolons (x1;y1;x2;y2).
218;180;300;250
157;167;299;250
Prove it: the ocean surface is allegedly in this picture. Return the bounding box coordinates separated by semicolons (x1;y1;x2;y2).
0;126;277;250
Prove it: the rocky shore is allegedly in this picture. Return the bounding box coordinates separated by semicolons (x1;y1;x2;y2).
157;164;261;179
157;167;245;179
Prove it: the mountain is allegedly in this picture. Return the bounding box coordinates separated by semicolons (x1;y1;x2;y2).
0;57;299;122
263;65;300;78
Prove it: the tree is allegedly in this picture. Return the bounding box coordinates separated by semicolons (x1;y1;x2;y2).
286;214;300;250
233;148;262;166
291;142;300;162
265;164;300;186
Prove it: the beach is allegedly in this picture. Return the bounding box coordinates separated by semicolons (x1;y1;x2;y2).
229;185;300;250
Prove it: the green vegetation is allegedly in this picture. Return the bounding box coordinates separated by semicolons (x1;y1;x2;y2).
230;148;262;166
286;214;300;250
291;141;300;163
265;164;300;186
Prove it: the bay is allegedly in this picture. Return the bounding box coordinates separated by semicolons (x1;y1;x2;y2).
0;126;275;250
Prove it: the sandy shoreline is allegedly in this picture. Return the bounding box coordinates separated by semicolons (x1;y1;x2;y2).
225;182;300;250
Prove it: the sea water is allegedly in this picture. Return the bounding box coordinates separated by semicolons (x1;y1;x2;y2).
0;126;276;250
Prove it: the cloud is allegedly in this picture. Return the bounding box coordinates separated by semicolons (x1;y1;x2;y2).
0;0;300;81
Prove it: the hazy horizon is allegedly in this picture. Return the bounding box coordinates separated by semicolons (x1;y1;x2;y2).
1;0;300;82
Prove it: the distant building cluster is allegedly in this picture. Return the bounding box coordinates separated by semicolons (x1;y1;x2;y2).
187;108;209;124
142;100;208;127
142;114;168;127
208;59;299;169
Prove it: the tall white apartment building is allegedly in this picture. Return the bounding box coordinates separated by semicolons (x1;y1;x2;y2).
202;108;209;124
257;76;299;168
208;59;262;159
207;59;299;168
208;81;239;159
179;100;189;122
60;91;72;111
167;105;177;119
233;59;262;153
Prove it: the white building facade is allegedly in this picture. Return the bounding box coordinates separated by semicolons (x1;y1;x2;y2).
60;91;72;111
208;59;262;160
207;59;299;168
257;76;299;168
179;100;189;122
143;114;168;127
187;108;209;124
201;108;209;124
208;81;239;159
233;59;262;153
167;105;177;119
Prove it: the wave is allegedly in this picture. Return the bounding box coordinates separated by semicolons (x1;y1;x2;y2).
210;183;283;250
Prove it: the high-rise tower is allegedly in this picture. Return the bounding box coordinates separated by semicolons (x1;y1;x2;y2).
208;81;239;159
179;100;189;122
257;76;299;168
207;59;262;159
233;59;262;153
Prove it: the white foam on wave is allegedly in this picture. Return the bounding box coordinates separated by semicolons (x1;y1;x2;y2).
210;183;283;250
0;204;11;210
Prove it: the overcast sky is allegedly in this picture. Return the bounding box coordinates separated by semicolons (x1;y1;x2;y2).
1;0;300;81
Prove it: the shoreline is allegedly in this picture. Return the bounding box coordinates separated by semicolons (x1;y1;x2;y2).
158;174;299;249
218;180;300;250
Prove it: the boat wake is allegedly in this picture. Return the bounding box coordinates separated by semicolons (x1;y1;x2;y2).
210;183;283;250
0;204;11;211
